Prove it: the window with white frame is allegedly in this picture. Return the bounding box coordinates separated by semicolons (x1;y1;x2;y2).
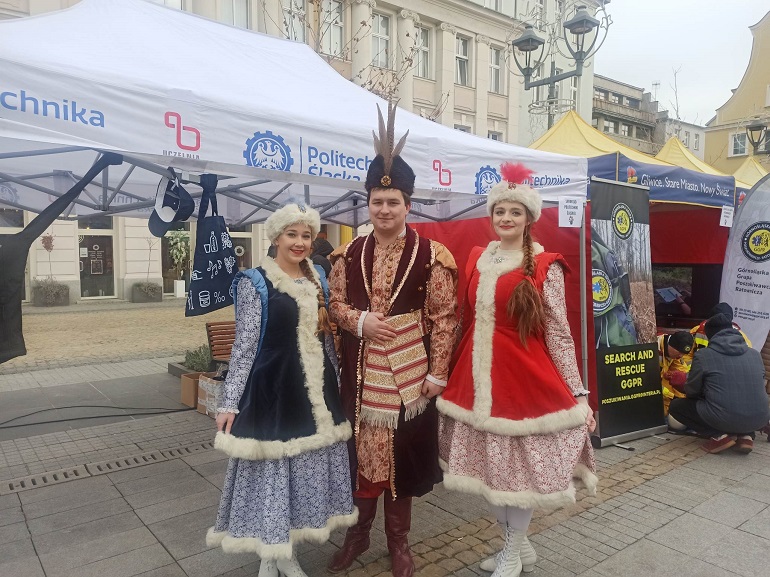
455;36;471;86
594;88;606;100
372;12;391;68
604;120;617;133
321;0;344;57
621;124;630;137
570;76;578;107
533;63;544;102
282;0;306;42
488;131;503;141
489;47;502;94
609;93;619;104
591;117;598;127
454;124;471;133
694;133;700;150
484;0;503;12
220;0;249;28
683;131;690;146
415;27;430;79
731;133;747;156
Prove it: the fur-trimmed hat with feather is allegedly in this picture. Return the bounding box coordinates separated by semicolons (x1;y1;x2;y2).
365;102;415;196
265;202;321;243
487;163;542;222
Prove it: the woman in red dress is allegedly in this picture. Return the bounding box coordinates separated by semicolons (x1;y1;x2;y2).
437;163;597;577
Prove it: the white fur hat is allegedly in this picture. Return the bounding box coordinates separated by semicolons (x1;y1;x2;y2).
265;203;321;243
486;162;542;222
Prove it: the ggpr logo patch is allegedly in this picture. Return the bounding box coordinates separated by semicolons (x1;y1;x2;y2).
244;131;294;171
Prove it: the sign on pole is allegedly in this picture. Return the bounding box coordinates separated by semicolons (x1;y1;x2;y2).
589;179;666;446
720;175;770;349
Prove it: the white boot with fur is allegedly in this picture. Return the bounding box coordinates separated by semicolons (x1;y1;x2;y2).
276;556;308;577
258;559;278;577
489;526;526;577
480;527;536;573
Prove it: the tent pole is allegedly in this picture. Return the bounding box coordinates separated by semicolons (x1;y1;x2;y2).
580;199;589;391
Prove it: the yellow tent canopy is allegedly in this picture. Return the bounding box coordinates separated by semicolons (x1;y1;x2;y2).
655;137;753;189
732;155;768;187
530;110;672;166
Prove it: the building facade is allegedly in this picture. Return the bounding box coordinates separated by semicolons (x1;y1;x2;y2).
656;113;706;160
705;11;770;174
1;0;601;303
591;74;660;155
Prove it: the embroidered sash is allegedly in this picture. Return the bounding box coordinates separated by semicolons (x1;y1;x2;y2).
360;310;429;429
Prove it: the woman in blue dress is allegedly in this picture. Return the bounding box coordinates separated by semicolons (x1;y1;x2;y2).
207;203;357;577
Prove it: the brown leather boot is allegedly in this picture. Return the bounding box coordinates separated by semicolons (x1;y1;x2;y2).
327;497;378;573
384;494;414;577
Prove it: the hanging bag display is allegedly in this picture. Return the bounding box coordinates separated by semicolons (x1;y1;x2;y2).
185;174;237;316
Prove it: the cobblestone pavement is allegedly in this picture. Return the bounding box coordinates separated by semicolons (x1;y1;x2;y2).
2;299;232;375
1;363;769;577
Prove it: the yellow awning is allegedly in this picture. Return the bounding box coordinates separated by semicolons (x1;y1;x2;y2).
655;137;754;189
530;110;672;166
732;155;768;188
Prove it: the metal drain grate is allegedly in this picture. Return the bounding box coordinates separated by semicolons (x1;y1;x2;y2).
0;465;90;496
85;451;167;476
161;440;215;458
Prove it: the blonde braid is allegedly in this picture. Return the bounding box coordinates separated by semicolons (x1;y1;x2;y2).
299;259;333;335
506;225;545;345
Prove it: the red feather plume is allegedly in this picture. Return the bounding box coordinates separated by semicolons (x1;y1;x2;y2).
500;162;534;185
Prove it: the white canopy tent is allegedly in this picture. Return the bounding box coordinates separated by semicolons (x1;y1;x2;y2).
0;0;588;227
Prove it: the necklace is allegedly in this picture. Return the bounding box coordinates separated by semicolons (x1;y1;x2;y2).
491;245;522;264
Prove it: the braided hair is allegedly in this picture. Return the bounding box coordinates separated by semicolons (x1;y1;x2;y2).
299;258;334;335
506;224;545;345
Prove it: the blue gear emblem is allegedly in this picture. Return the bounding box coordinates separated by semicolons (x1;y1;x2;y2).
244;131;294;171
475;165;500;195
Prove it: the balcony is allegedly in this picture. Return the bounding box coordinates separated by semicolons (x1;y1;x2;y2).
593;97;656;127
600;131;661;155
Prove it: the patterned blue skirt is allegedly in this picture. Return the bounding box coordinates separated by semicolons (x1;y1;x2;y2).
207;441;357;560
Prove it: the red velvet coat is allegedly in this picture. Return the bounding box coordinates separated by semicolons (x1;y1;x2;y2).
438;247;586;436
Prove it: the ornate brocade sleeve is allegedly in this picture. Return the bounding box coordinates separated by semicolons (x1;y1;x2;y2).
328;254;362;335
426;262;458;382
219;277;262;413
543;263;587;395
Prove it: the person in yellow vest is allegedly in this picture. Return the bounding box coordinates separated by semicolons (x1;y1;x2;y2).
690;303;751;352
659;331;695;416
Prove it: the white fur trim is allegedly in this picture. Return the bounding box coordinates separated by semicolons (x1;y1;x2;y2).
214;423;352;460
487;183;542;221
436;397;588;436
439;459;595;508
573;463;598;496
216;256;343;460
265;203;321;243
206;508;359;560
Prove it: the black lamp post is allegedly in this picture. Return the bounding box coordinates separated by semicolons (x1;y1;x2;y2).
511;4;606;128
746;120;768;154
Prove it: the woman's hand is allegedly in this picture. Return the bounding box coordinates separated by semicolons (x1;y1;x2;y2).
585;411;596;433
216;411;236;434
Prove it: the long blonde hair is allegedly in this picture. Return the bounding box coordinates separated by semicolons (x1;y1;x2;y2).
299;259;333;335
505;225;545;345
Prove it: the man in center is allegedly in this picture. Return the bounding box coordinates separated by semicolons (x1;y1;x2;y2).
327;104;458;577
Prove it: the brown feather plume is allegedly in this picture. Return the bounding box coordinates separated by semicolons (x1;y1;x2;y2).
372;102;409;177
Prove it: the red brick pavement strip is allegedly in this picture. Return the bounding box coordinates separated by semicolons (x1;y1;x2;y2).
345;436;705;576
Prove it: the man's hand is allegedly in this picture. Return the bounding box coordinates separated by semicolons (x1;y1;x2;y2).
362;312;398;344
216;412;235;434
421;379;443;399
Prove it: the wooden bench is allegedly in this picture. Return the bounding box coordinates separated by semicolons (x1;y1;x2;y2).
206;321;236;363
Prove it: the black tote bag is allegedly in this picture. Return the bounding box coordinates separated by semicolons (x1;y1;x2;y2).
185;174;237;316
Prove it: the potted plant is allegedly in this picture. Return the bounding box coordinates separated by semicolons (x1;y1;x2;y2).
167;230;190;298
179;344;214;408
131;237;163;303
32;233;70;306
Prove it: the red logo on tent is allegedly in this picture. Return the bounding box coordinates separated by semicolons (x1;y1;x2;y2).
433;159;452;186
164;112;201;151
626;166;637;184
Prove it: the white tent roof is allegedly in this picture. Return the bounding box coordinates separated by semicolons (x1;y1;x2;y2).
0;0;588;226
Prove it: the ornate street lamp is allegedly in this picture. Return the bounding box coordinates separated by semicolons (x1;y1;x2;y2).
746;120;768;154
511;3;611;127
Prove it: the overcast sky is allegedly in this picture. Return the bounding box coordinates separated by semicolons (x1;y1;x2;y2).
593;1;769;125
